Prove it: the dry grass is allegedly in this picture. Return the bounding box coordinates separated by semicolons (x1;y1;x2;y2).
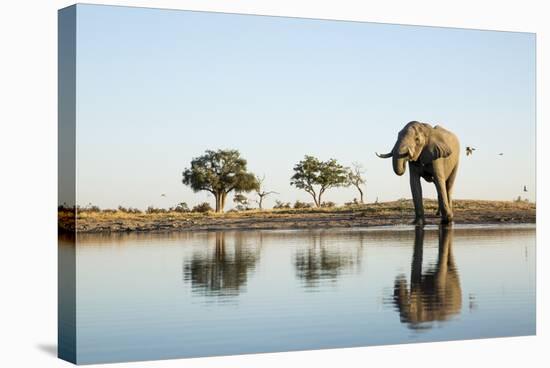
59;199;535;233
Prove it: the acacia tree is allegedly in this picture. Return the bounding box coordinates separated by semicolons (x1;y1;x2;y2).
347;162;366;204
182;149;259;213
290;155;349;207
254;175;278;210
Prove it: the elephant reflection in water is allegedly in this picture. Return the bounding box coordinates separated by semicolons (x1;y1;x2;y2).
183;232;261;297
294;231;364;287
393;226;462;329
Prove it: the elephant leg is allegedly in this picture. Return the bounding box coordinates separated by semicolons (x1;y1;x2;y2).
435;226;452;294
436;188;443;216
409;169;425;226
411;227;425;285
446;166;458;215
434;175;452;224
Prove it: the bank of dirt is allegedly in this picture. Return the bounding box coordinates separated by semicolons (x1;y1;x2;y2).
59;199;535;234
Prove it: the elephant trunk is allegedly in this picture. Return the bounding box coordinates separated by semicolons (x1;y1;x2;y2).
392;142;408;176
393;154;407;176
377;142;409;176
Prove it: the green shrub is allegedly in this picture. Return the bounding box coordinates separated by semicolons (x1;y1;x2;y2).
273;200;291;209
146;206;168;214
192;202;213;213
514;196;529;203
78;204;101;213
233;194;251;211
171;202;190;213
118;206;142;214
344;198;361;206
293;200;313;209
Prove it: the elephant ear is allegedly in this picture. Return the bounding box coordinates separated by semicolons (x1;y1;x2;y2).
430;140;452;159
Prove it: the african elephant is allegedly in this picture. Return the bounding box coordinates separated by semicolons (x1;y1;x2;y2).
377;121;460;225
392;226;462;329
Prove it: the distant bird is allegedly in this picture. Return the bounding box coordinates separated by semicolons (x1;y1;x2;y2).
160;194;166;197
498;153;504;156
465;146;476;156
523;186;528;192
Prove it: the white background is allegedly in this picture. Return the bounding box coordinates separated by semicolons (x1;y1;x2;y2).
0;0;547;367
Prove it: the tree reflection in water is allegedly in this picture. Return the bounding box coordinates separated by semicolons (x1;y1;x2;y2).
183;232;261;298
393;226;462;330
294;231;364;287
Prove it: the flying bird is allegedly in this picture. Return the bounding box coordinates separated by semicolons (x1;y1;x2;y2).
523;186;528;192
498;153;504;156
465;146;476;156
160;194;166;197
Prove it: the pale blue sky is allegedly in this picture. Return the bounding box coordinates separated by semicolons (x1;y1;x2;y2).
73;4;535;210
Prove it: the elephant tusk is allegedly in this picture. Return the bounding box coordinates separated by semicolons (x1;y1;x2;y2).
376;152;393;158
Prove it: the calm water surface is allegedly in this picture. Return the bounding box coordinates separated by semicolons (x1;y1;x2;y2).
61;225;535;364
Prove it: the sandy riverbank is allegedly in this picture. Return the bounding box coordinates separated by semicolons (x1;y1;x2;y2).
58;199;535;234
